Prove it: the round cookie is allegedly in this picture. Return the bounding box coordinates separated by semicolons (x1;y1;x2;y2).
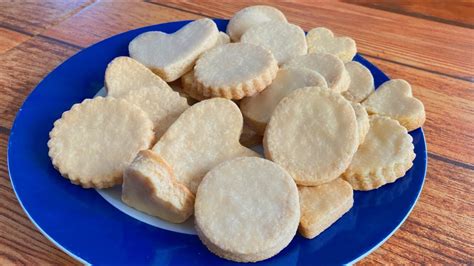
342;115;416;190
283;53;350;92
195;157;299;262
264;87;358;186
48;97;154;188
342;61;374;103
241;21;307;65
227;5;287;41
194;43;278;99
240;68;327;135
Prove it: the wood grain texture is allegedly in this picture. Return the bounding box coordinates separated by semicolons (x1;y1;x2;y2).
0;27;30;54
344;0;474;28
360;156;474;264
154;0;474;81
43;0;201;48
0;1;473;265
0;0;94;35
0;37;79;130
0;133;80;265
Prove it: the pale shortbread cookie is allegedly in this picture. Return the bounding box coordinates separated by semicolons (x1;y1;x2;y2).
105;56;171;98
195;157;299;262
178;34;230;102
216;31;231;45
240;124;263;148
152;98;260;193
264;87;358;186
48;97;154;188
194;43;278;99
342;61;374;103
351;102;370;145
342;115;416;190
306;27;357;63
181;70;206;101
241;21;307;65
129;18;218;82
363;79;425;131
240;68;327;135
299;178;353;239
122;86;189;139
227;5;287;41
283;53;350;92
122;150;194;223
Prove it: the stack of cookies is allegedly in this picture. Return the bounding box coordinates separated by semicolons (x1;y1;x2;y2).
48;5;425;263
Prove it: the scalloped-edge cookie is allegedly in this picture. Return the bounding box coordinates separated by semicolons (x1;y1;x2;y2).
122;150;194;223
363;79;425;131
351;102;370;145
241;21;307;65
299;178;353;239
195;43;278;99
306;27;357;63
264;87;358;186
283;53;350;92
105;56;171;98
122;86;189;139
240;68;327;135
178;33;230;102
181;70;206;101
48;97;154;188
153;98;260;193
342;61;374;103
227;5;287;42
195;157;299;262
129;18;218;82
342;115;416;191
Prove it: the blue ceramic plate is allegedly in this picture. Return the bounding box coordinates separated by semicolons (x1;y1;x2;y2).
8;19;427;265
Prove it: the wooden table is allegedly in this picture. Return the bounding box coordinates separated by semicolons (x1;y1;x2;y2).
1;1;473;264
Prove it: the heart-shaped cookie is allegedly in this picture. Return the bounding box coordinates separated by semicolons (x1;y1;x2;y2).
105;56;171;98
152;98;260;193
363;79;425;131
306;27;357;63
129;18;218;82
